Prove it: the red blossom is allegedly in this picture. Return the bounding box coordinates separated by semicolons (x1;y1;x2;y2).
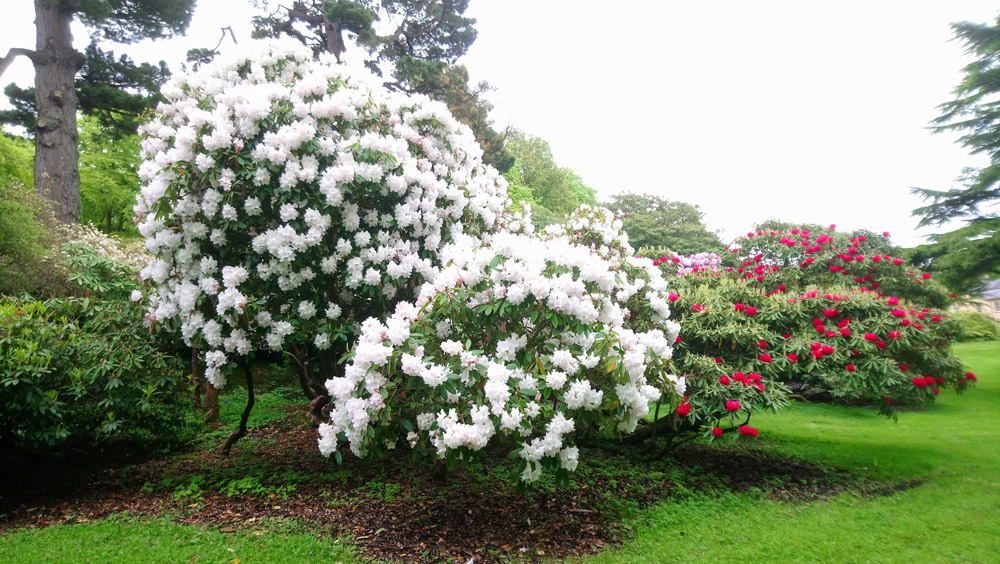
715;357;723;364
668;292;679;302
712;427;724;437
726;400;740;412
966;372;978;381
676;403;691;417
759;353;772;363
787;353;799;362
922;272;931;280
692;304;704;312
888;331;901;339
846;364;856;372
757;341;768;350
823;308;839;318
899;364;909;372
864;332;878;341
738;425;759;437
719;375;731;386
744;306;757;316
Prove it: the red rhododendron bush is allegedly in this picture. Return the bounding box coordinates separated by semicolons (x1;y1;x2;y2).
640;221;975;437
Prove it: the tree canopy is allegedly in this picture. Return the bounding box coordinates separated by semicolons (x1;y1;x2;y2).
911;15;1000;291
605;193;723;255
504;130;597;227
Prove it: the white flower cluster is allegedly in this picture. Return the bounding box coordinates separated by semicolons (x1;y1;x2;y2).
135;41;522;387
320;207;683;483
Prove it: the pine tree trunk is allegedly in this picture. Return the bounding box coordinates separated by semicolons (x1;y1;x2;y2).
33;0;84;224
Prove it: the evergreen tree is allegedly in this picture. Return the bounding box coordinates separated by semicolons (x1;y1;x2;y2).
0;0;194;224
912;15;1000;291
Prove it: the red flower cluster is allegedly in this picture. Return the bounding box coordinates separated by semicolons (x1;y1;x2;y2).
738;425;759;437
725;400;740;412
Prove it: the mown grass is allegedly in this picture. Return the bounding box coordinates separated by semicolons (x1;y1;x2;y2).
1;342;997;563
0;515;359;563
581;341;1000;564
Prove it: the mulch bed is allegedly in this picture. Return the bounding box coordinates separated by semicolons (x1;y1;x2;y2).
0;413;910;563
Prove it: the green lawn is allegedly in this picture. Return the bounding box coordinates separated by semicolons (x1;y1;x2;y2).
581;341;1000;564
0;516;358;563
2;342;997;564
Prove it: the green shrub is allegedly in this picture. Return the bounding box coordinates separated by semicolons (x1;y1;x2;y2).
953;310;1000;341
0;295;188;449
0;245;188;449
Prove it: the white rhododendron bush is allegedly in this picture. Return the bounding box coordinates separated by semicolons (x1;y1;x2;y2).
136;41;683;482
135;42;515;388
320;207;683;483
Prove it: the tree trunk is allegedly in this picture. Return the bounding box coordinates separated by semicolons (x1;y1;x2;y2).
33;0;84;224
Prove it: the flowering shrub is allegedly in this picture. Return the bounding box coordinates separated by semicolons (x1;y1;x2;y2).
660;222;973;426
637;248;722;275
319;207;683;483
135;42;517;391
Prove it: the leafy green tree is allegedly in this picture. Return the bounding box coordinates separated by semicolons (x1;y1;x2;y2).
0;0;194;223
605;192;723;255
504;130;597;227
912;15;1000;291
78;116;141;233
0;134;48;295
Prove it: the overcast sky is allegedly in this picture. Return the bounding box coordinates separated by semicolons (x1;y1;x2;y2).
4;0;999;248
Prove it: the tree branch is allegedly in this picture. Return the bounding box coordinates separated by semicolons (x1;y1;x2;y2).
0;47;38;80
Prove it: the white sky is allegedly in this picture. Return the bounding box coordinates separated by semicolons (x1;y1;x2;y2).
3;0;998;248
